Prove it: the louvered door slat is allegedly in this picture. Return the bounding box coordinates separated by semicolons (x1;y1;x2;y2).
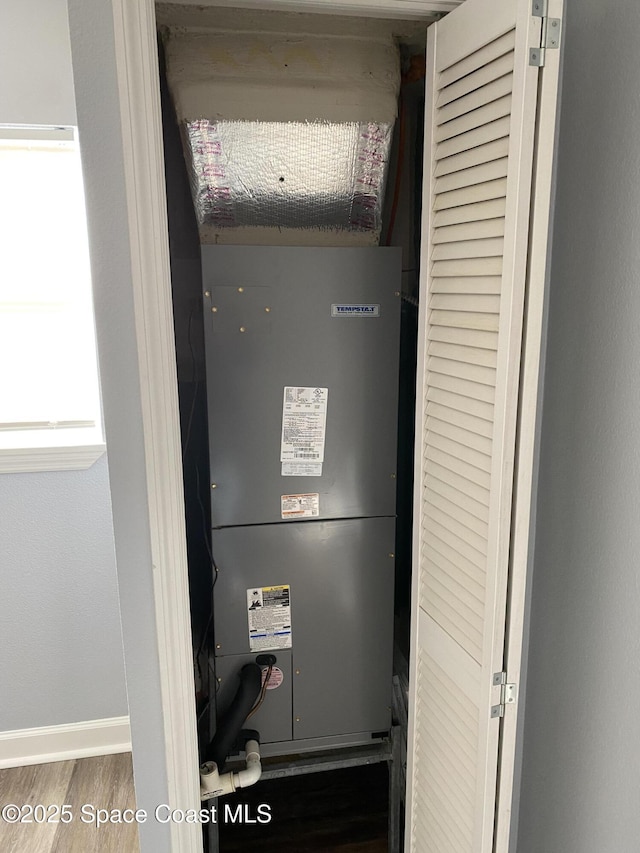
420;727;478;807
424;485;489;538
425;443;491;491
416;711;478;794
434;178;507;211
430;342;497;369
418;791;471;849
432;237;504;262
433;217;505;243
416;790;469;853
437;52;515;108
427;401;493;438
430;325;498;351
427;400;494;438
424;534;486;595
423;542;486;604
422;521;487;581
429;356;496;388
407;1;556;851
423;513;486;569
437;74;513;126
435;138;510;179
412;643;480;850
422;631;482;707
418;750;475;814
430;309;499;332
435;158;508;195
432;256;503;277
418;678;480;758
423;552;485;615
428;372;496;405
436;116;512;160
419;591;484;666
438;29;516;88
421;590;483;658
424;540;487;603
417;719;478;806
430;293;501;314
418;702;478;794
431;275;502;295
424;491;489;554
435;96;512;143
427;385;495;421
425;456;491;508
433;198;507;228
427;420;492;464
426;466;491;521
419;655;479;755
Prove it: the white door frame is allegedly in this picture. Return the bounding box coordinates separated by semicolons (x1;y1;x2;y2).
162;0;461;17
81;0;554;850
70;0;202;851
494;0;564;846
109;2;203;850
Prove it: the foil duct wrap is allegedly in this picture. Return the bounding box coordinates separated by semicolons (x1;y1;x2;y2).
184;119;393;235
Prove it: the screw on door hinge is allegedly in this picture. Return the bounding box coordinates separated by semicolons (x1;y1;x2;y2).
491;671;517;718
530;0;562;67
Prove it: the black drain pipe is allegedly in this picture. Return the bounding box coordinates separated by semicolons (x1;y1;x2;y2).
207;663;262;770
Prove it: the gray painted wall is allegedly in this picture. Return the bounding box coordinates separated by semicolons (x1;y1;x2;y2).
0;0;76;126
0;0;127;732
0;458;128;730
517;2;640;851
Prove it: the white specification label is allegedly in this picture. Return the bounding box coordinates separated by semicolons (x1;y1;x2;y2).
247;585;292;652
281;461;323;477
281;492;320;519
280;386;328;477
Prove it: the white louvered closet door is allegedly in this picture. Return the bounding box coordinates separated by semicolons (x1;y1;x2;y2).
406;0;561;851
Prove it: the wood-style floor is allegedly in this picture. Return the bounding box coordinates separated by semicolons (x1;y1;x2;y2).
0;754;388;853
0;753;139;853
218;763;389;853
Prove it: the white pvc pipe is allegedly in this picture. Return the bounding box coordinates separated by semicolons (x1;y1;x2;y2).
232;739;261;789
200;740;262;800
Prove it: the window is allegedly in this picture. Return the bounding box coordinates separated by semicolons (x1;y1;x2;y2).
0;126;104;472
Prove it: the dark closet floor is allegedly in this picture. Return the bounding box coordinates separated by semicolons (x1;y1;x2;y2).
218;763;388;853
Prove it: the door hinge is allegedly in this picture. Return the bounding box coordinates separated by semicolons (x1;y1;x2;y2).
530;0;562;67
491;671;517;718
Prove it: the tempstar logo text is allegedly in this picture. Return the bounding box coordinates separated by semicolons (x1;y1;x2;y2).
331;304;380;317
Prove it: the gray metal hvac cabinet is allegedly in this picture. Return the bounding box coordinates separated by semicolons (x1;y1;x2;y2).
203;246;401;755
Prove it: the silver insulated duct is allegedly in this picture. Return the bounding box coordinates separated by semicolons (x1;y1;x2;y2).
162;25;400;245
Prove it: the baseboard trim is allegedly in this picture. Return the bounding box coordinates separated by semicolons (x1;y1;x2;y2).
0;716;131;769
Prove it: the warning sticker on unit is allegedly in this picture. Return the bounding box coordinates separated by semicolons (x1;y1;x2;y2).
280;386;328;477
281;492;320;519
247;585;292;652
261;666;284;690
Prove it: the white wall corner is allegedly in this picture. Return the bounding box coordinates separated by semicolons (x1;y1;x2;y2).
0;716;131;770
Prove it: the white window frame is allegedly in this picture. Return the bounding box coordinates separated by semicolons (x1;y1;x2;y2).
0;124;106;474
